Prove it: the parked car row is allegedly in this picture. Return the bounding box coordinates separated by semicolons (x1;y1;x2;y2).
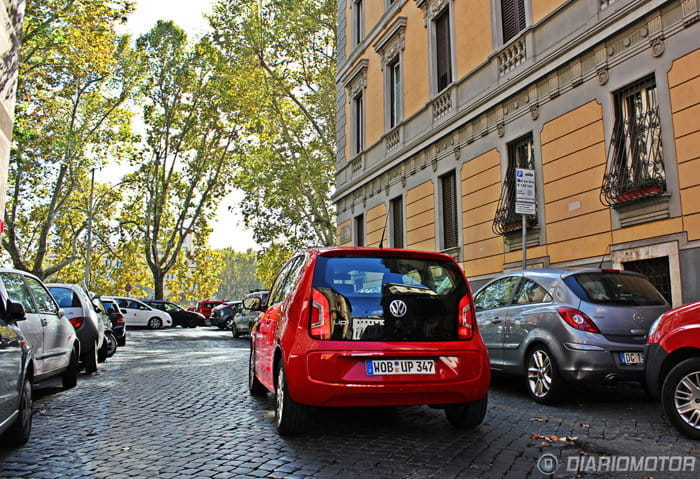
208;290;270;338
0;269;125;447
244;246;699;441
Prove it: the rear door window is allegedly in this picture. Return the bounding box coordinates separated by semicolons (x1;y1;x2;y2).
566;272;667;306
48;287;80;308
25;278;59;314
311;255;467;341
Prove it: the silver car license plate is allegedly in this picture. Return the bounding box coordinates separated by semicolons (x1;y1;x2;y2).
620;352;644;365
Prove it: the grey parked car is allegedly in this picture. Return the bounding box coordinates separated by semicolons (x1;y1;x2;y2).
474;268;670;403
0;288;33;446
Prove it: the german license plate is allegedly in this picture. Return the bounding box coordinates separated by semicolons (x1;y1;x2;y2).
365;359;435;376
620;352;644;365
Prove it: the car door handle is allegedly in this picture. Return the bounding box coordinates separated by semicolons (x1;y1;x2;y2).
41;318;48;327
492;319;502;324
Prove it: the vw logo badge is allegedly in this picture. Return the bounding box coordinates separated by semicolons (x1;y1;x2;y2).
389;299;407;318
633;312;644;321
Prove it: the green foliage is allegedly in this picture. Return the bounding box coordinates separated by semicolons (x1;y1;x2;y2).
255;243;294;289
209;0;336;251
124;21;238;299
216;248;262;300
4;0;140;279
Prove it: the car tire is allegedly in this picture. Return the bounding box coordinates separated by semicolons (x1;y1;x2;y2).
83;341;98;374
62;346;79;389
661;357;700;440
148;317;163;329
445;395;488;429
275;360;308;436
526;345;564;404
232;323;240;339
116;336;126;347
248;348;267;396
104;331;117;357
5;377;32;446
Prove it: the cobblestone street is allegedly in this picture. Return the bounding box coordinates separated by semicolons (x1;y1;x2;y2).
1;328;698;479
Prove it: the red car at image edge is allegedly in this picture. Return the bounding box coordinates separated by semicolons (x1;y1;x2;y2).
247;247;491;435
645;301;700;439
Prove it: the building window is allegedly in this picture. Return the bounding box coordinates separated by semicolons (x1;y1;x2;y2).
601;75;665;206
352;0;364;46
352;91;364;155
434;8;453;93
388;57;402;128
623;256;671;304
390;196;404;249
492;133;537;235
354;214;365;247
440;171;458;250
501;0;527;43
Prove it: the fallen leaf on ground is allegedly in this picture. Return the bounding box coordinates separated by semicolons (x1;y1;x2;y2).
85;429;97;436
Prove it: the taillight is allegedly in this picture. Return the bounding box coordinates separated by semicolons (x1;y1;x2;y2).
310;288;331;339
115;316;125;327
69;317;84;329
557;308;601;333
457;295;475;340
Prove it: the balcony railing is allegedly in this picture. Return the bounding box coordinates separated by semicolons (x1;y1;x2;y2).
601;108;666;206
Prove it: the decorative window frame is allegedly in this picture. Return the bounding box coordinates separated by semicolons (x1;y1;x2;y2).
374;17;407;133
415;0;455;97
343;59;369;158
351;0;365;46
490;0;532;48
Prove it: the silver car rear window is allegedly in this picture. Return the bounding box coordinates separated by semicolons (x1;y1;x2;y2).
567;272;666;306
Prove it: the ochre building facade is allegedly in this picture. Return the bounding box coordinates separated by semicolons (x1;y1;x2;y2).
334;0;700;304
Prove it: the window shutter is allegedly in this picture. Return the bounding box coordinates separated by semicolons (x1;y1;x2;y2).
502;0;526;43
441;172;458;249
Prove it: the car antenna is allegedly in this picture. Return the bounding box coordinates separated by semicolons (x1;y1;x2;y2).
378;210;390;248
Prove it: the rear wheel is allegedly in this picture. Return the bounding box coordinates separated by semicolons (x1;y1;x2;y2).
248;348;266;396
275;360;308;436
62;347;79;389
4;377;32;446
662;357;700;440
526;346;564;404
445;395;488;428
148;317;163;329
231;322;241;338
116;335;126;347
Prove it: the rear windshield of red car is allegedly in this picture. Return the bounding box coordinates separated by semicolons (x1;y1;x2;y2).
565;272;667;306
311;255;468;341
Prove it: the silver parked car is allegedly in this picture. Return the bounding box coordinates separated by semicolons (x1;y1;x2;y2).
474;268;671;403
47;283;104;373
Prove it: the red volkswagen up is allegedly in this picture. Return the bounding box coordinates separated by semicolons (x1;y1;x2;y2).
247;247;490;435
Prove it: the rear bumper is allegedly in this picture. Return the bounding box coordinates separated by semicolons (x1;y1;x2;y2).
288;345;491;407
557;341;646;383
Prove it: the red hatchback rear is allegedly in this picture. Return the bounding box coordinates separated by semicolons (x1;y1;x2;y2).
248;247;490;435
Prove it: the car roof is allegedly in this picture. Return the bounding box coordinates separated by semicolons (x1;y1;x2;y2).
310;246;460;263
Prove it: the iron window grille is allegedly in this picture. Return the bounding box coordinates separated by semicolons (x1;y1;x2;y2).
601;76;665;206
493;133;537;236
354;214;365;247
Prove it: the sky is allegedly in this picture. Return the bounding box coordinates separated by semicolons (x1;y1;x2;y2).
120;0;260;252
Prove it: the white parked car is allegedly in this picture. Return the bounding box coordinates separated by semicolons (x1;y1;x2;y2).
103;296;172;329
0;268;80;388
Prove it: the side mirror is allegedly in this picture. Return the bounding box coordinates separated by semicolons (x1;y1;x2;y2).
243;297;262;311
5;299;26;322
120;308;128;314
